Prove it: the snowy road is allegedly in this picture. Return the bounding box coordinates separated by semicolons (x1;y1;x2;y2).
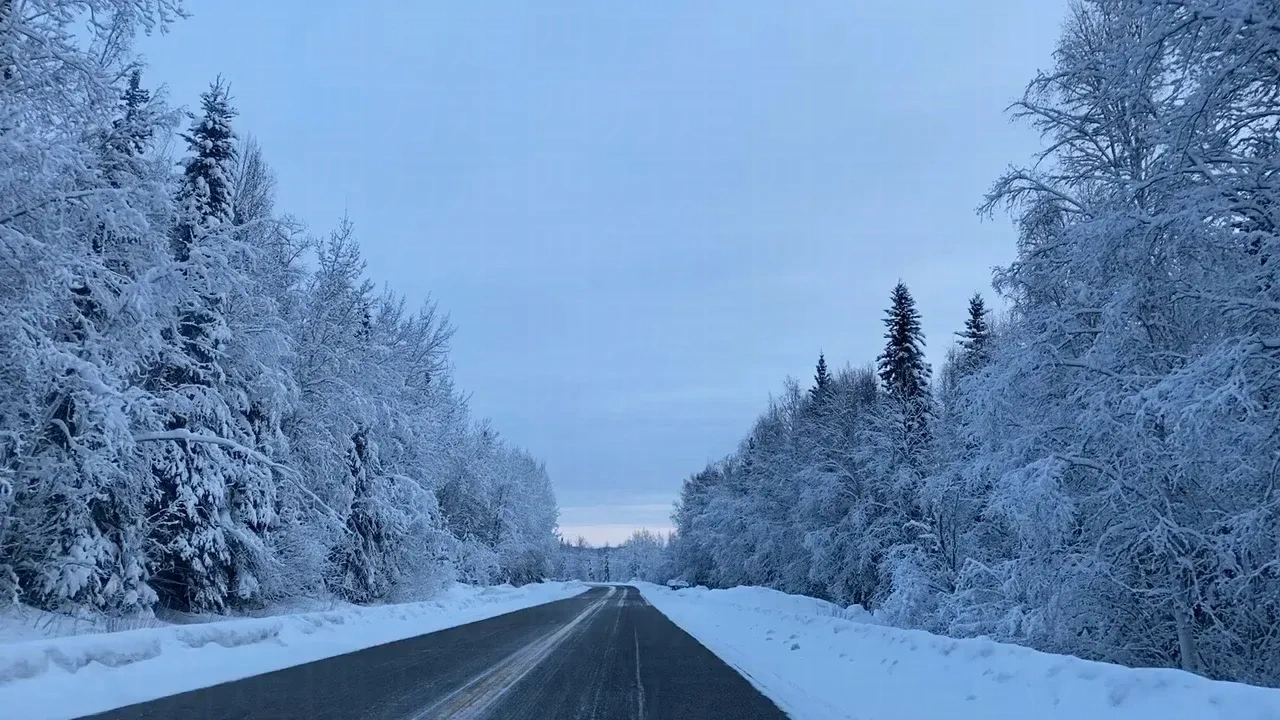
77;586;788;720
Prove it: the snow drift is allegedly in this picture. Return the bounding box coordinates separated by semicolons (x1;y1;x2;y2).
634;582;1280;720
0;581;587;720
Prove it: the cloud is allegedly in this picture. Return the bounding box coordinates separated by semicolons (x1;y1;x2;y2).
136;0;1065;554
557;502;677;545
558;502;674;527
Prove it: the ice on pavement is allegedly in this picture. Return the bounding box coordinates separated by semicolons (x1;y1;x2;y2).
0;581;587;720
634;582;1280;720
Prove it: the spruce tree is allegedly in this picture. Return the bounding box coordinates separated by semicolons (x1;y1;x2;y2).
956;292;990;368
810;352;832;402
147;79;250;612
878;282;931;399
877;282;932;454
11;65;166;615
174;78;237;262
96;69;160;267
102;71;154;188
167;79;237;389
327;430;396;603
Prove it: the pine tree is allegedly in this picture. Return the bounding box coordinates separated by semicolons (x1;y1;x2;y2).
0;7;566;619
810;352;831;402
878;282;931;400
165;79;238;390
173;78;237;262
4;49;167;616
147;79;255;613
95;69;166;275
101;70;154;191
877;282;932;459
956;293;990;368
327;430;396;603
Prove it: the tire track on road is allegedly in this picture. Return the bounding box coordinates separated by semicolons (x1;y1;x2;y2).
415;586;617;719
75;585;787;720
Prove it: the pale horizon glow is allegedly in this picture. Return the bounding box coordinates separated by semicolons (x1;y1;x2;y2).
559;503;673;545
558;526;676;547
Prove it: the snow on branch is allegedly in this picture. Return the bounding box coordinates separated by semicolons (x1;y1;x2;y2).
134;430;347;529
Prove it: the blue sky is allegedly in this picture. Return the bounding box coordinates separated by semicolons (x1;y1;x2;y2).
139;1;1065;545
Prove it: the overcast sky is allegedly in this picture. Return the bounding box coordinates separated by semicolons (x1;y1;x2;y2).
139;1;1066;545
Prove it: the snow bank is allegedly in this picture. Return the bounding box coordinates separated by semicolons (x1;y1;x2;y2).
0;581;587;720
0;608;168;646
635;582;1280;720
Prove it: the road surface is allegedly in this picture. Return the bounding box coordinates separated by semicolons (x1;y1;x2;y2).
80;585;789;720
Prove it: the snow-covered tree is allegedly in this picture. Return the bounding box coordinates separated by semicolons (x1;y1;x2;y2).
876;282;933;472
0;0;560;623
666;0;1280;688
553;529;669;584
659;0;1280;691
325;429;399;602
963;0;1280;683
810;353;832;403
144;79;272;612
0;1;178;616
955;293;990;370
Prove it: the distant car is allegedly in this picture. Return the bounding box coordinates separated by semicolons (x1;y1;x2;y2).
666;579;691;590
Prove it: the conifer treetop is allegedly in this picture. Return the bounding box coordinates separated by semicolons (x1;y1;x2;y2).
175;77;238;258
810;352;831;401
876;281;930;399
956;292;990;367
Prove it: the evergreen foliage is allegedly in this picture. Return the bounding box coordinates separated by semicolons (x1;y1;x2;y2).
663;0;1280;688
0;1;559;620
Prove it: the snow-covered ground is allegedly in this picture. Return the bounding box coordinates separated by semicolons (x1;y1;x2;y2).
634;582;1280;720
0;581;587;720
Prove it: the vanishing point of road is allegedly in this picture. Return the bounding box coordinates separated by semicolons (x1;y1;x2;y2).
79;585;790;720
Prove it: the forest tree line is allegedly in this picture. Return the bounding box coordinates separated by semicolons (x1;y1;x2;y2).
0;1;559;618
552;531;669;584
660;0;1280;688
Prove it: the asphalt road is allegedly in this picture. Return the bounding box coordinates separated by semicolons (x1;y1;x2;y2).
78;585;789;720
